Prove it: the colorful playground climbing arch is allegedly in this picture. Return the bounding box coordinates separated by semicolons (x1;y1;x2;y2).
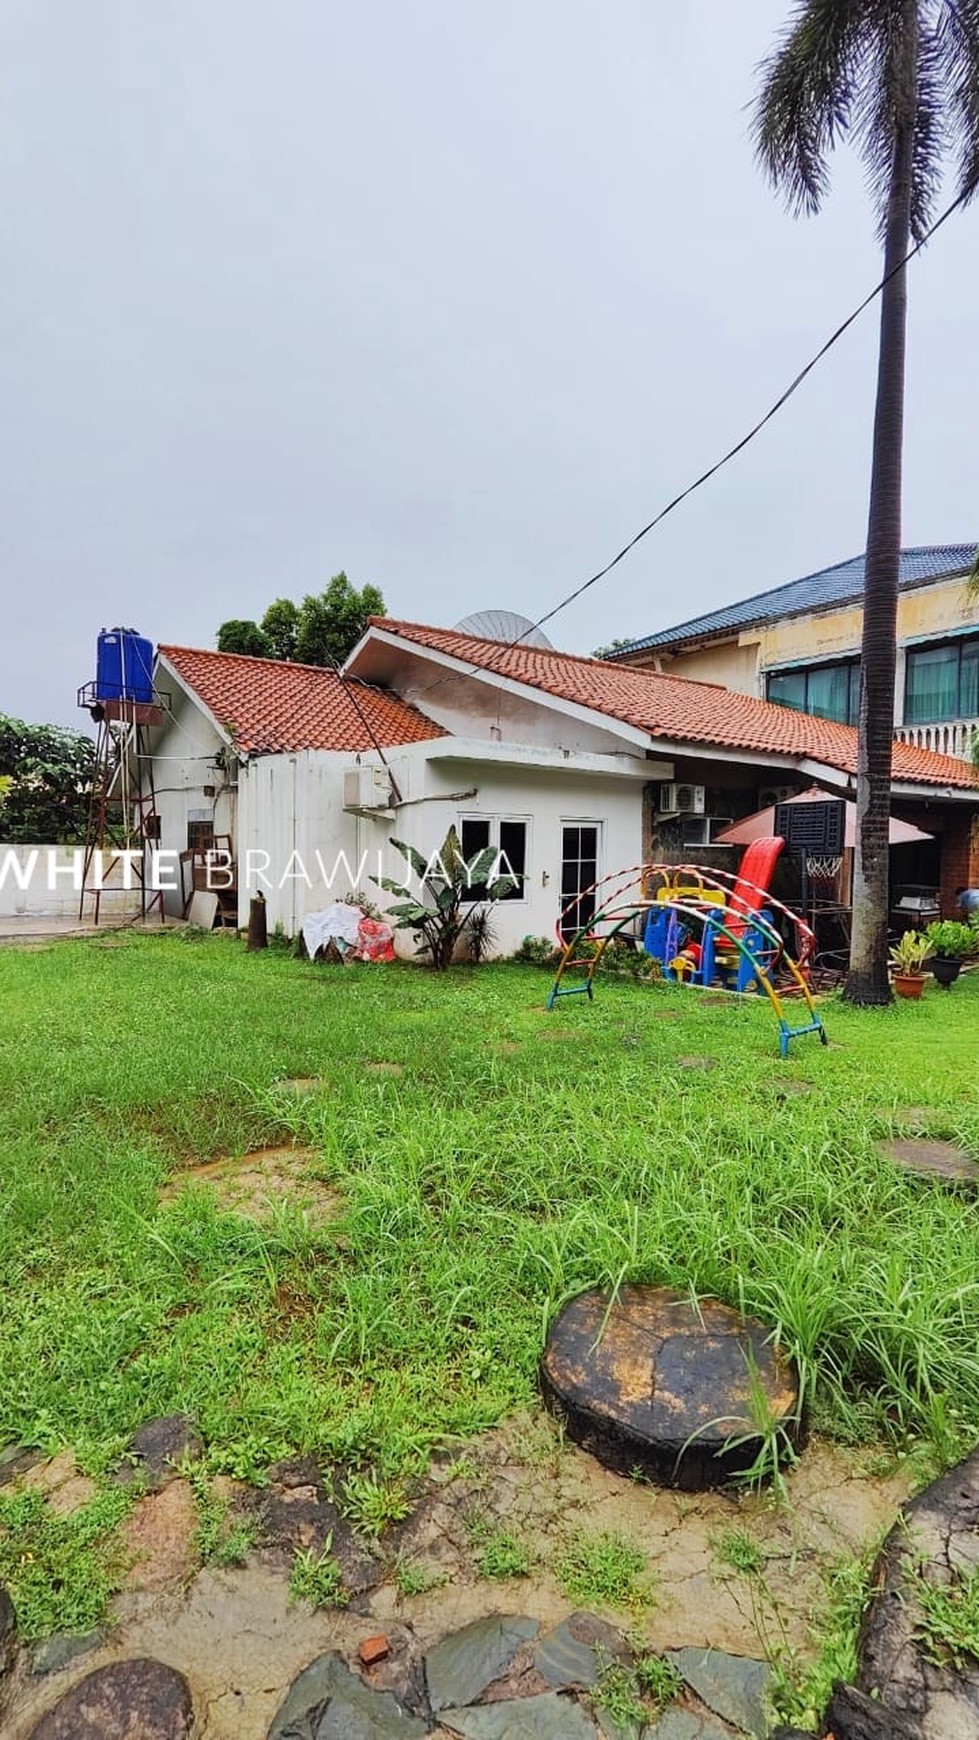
547;860;828;1058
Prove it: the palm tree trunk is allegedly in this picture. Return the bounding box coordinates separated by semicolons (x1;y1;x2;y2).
843;37;918;1005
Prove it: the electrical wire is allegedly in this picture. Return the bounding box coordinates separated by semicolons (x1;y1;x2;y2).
391;184;971;708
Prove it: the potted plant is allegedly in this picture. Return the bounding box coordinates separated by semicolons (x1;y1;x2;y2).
889;930;931;999
922;918;978;989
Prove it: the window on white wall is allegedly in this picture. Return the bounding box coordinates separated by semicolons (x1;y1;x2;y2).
459;816;528;901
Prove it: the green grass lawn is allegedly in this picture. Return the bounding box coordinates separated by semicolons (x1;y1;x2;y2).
2;930;979;1489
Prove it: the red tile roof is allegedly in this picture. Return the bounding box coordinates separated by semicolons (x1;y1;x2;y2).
367;618;979;792
158;644;445;755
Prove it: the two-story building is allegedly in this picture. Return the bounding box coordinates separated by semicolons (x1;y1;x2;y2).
608;544;979;762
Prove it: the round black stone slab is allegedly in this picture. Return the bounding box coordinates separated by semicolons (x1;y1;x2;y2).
540;1285;801;1490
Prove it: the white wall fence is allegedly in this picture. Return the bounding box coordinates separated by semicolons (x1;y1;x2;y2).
0;845;142;920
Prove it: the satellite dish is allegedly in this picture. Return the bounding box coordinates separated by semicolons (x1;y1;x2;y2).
453;609;554;649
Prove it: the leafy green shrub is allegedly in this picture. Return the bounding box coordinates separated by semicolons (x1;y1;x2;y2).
923;919;978;961
375;828;516;970
511;935;560;967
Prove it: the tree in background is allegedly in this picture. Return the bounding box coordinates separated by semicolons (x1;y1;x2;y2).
216;574;385;669
260;598;300;662
754;0;979;1006
0;714;96;843
216;619;271;657
293;574;386;667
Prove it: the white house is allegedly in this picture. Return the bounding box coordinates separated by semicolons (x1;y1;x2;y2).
144;617;979;953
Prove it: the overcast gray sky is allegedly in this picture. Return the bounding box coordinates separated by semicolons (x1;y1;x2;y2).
2;1;976;731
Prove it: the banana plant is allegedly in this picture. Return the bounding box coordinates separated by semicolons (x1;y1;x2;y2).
374;826;517;969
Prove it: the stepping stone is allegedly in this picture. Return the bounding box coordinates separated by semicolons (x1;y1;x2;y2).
439;1691;597;1739
268;1651;427;1739
534;1612;630;1690
27;1659;194;1740
113;1414;203;1490
426;1615;540;1712
31;1629;103;1677
822;1683;916;1738
877;1138;979;1190
0;1443;42;1486
540;1286;800;1490
666;1648;772;1738
1;1582;16;1679
645;1714;732;1740
850;1444;979;1737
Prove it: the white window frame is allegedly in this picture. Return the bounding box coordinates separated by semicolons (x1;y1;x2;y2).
458;813;531;904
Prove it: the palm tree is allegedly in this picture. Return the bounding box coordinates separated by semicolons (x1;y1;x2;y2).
754;1;979;1004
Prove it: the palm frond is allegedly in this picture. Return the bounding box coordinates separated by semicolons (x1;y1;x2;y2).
938;0;979;201
753;0;874;213
851;1;943;240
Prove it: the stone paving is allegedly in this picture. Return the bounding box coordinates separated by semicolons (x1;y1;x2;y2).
2;1407;957;1740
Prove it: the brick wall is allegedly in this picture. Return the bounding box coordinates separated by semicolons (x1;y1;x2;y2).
896;806;979;916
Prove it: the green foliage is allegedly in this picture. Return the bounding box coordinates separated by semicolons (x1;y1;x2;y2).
0;713;96;844
510;935;560;968
394;1555;446;1597
475;1528;531;1580
375;826;517;969
190;1466;256;1566
293;572;385;668
711;1526;768;1577
555;1529;655;1611
216;573;385;668
634;1653;684;1709
341;1470;411;1537
591;637;636;658
7;937;979;1528
288;1537;348;1609
0;1485;131;1641
771;1551;876;1729
889;930;930;973
216;619;270;657
753;1;979;238
923;919;978;961
260;598;301;662
593;1653;683;1726
911;1561;979;1669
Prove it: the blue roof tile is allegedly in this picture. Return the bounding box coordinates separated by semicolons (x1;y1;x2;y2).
612;544;978;656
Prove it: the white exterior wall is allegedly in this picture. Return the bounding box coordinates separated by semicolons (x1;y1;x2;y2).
356;648;642;756
234;741;647;957
149;685;236;917
236;748;397;935
0;846;141;920
399;758;645;953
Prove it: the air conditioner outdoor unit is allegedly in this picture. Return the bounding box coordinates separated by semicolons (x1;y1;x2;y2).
342;765;394;812
659;781;706;816
758;783;795;809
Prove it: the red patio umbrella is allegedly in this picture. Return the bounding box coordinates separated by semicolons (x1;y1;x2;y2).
713;788;932;848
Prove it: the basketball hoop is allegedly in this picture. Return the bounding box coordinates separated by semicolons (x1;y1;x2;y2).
805;855;843;883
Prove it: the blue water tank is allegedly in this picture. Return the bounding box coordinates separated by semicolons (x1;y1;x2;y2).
95;629;155;704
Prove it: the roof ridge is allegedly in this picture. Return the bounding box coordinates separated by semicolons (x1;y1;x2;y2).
612;541;978;655
158;642;343;676
370;615;629;671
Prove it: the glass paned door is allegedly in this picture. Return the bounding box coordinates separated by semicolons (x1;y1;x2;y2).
561;823;600;939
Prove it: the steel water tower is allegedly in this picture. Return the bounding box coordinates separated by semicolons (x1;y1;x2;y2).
77;629;165;923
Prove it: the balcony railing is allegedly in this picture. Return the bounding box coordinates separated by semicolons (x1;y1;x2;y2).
894;718;979;761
